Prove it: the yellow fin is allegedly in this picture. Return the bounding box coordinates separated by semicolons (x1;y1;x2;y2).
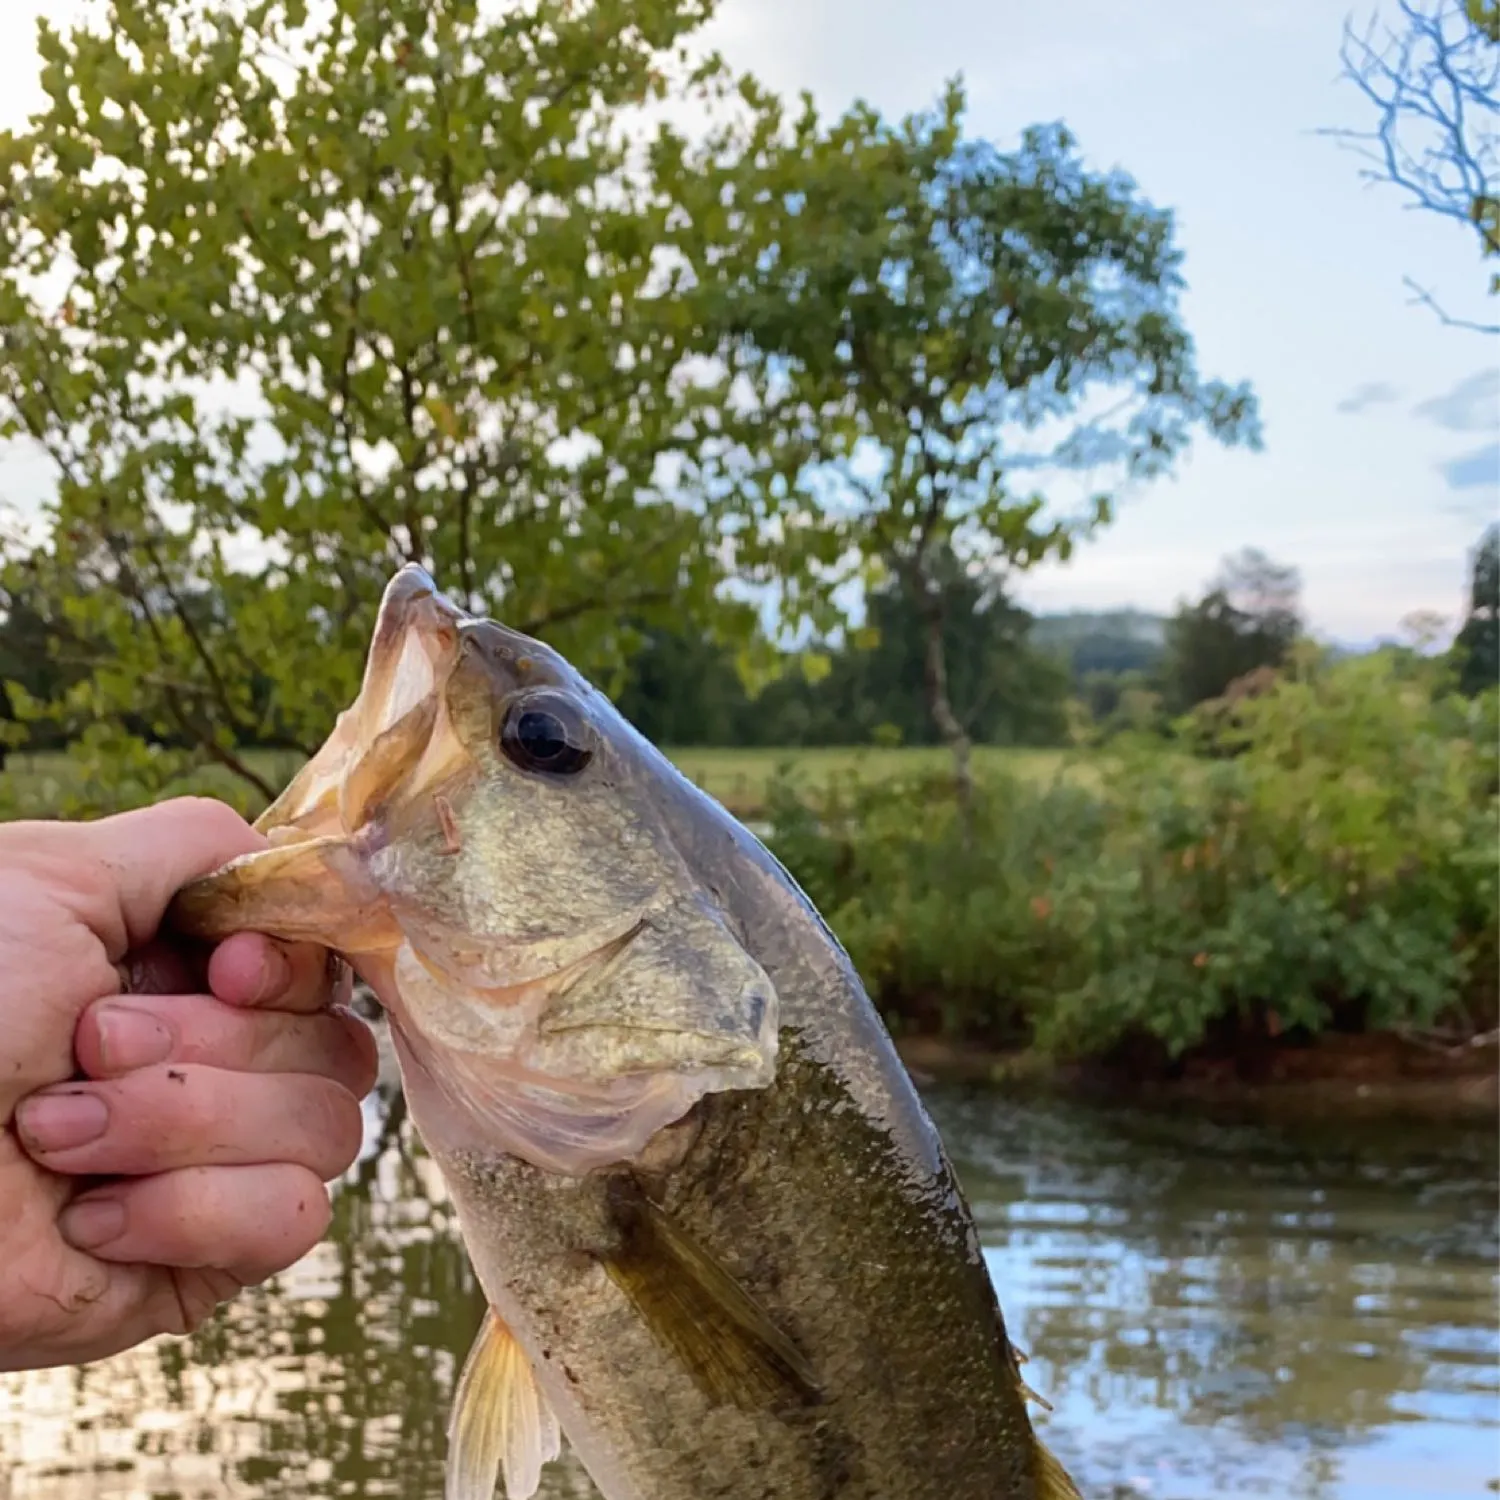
447;1309;561;1500
602;1189;822;1414
1033;1436;1083;1500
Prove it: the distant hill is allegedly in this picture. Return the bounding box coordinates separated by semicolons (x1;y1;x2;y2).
1030;608;1168;649
1029;609;1168;681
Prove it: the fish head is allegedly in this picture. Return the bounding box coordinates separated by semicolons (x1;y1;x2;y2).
171;565;778;1173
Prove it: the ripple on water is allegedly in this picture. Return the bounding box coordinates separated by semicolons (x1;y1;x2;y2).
0;1087;1495;1500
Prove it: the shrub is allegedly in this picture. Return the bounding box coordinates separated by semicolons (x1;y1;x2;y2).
766;649;1499;1059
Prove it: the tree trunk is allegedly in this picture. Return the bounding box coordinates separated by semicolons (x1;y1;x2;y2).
915;575;974;807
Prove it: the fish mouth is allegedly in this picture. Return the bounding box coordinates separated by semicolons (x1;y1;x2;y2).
257;564;470;843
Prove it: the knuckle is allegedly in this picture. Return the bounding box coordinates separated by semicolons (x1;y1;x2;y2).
326;1011;379;1095
244;1010;299;1071
179;796;248;837
166;1267;235;1336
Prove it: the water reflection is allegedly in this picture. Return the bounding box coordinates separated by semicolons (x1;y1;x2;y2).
2;1079;1495;1499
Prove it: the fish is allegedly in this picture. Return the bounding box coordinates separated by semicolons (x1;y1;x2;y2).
169;564;1082;1500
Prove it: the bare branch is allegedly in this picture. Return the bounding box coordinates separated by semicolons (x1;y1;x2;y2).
3;360;278;802
1324;0;1499;328
1403;272;1500;329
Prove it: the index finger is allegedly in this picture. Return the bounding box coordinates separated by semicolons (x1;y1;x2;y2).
36;798;266;960
207;932;351;1014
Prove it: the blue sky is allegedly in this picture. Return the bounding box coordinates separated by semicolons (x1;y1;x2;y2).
1;0;1496;642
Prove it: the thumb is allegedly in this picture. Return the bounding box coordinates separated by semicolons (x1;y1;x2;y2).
69;797;267;957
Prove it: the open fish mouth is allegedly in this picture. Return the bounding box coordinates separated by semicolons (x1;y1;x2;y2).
256;564;470;844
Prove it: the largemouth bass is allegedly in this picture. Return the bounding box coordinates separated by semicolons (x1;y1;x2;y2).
171;565;1081;1500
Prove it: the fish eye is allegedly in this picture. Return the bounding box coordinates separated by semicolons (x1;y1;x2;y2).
499;692;593;776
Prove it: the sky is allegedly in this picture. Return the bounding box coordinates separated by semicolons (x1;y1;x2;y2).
0;0;1496;644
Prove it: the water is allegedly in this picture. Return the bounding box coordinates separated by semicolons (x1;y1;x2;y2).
1;1077;1495;1500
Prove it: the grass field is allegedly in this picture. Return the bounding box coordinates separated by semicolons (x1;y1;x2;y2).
665;745;1089;814
1;743;1092;819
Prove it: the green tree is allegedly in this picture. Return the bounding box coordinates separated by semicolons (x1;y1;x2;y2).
0;561;78;759
612;624;756;746
829;559;1069;748
1163;548;1303;711
1329;0;1500;331
614;561;1070;750
705;83;1260;795
0;0;824;814
1453;523;1500;694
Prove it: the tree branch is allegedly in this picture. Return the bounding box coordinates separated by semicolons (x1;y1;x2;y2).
1403;273;1500;330
520;586;673;636
1324;0;1499;329
432;71;484;608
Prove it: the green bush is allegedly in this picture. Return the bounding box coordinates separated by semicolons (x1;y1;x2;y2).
766;648;1499;1058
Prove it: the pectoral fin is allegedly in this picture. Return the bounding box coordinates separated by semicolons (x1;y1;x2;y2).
447;1309;562;1500
602;1187;822;1415
1033;1438;1083;1500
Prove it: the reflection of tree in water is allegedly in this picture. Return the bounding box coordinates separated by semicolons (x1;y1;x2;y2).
0;1077;605;1500
938;1088;1499;1478
2;1083;1493;1500
182;1087;487;1497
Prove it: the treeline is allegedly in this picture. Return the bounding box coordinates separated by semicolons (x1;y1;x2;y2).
615;555;1071;749
764;636;1500;1063
620;531;1500;750
5;530;1495;765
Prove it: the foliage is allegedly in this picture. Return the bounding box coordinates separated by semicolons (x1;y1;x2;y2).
1329;0;1500;330
1452;523;1499;695
0;0;844;815
1161;547;1303;713
766;648;1498;1057
703;82;1260;777
615;555;1070;750
0;3;1256;814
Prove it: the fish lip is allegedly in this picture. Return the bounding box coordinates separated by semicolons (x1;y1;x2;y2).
256;566;472;840
370;563;469;650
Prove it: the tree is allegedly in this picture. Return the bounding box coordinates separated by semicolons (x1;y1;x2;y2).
1452;523;1499;694
612;560;1071;751
0;0;815;813
701;83;1260;795
611;623;756;747
1163;548;1303;712
1328;0;1500;332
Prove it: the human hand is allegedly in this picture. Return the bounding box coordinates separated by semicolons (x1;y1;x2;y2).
0;797;377;1372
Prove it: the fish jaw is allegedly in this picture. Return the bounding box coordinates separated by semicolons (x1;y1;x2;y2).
256;564;469;844
167;831;405;951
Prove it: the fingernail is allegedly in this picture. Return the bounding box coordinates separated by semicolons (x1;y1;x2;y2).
16;1091;110;1154
251;943;293;1004
59;1197;126;1250
96;1005;175;1071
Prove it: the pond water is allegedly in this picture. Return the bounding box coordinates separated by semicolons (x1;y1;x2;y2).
1;1067;1495;1500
